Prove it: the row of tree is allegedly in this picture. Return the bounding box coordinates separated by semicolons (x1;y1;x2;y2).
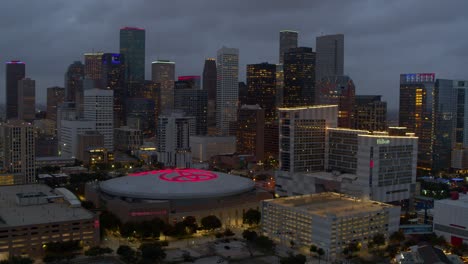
117;243;166;264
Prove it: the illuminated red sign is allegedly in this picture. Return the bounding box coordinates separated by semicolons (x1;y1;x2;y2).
94;219;100;229
178;75;200;81
129;169;218;182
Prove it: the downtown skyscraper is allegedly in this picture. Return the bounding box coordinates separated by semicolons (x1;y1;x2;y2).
17;78;36;122
283;47;316;107
84;52;104;87
246;62;277;123
152;60;175;113
216;46;239;135
65;61;84;102
279;30;298;64
120;27;145;82
5;61;26;120
315;34;344;82
101;53;126;127
203;58;217;134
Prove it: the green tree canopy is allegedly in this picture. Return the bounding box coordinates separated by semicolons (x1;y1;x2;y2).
280;253;306;264
201;215;222;230
243;209;261;226
140;243;166;262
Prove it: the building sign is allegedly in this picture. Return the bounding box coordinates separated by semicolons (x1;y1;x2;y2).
377;139;390;145
405;73;435;83
130;210;168;217
129;169;218;182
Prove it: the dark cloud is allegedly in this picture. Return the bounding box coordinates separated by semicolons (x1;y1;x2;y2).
1;0;467;110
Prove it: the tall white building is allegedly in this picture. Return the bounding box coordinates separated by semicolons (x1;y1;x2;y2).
152;60;175;113
157;111;195;168
59;120;95;158
84;89;114;151
0;120;36;184
216;46;239;135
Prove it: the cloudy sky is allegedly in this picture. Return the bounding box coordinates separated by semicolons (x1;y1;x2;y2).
1;0;467;109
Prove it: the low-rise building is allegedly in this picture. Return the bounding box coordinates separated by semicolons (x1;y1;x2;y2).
433;192;468;246
114;126;143;151
261;192;400;261
190;135;236;162
0;184;99;259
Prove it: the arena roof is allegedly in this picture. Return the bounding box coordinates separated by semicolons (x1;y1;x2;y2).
99;169;255;200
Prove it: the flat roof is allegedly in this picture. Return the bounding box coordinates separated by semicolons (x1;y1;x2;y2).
265;192;395;218
0;184;94;228
435;193;468;209
278;105;338;111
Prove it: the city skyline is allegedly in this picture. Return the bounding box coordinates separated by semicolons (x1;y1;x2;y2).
1;1;467;109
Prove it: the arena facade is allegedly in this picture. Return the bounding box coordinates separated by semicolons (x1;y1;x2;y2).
85;169;272;226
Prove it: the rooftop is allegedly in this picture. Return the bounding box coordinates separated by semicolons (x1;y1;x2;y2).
435;193;468;209
0;184;94;228
265;192;395;218
278;105;338;111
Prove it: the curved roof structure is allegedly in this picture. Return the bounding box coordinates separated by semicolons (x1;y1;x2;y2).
99;169;255;200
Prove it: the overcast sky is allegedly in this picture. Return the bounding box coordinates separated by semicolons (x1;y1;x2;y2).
1;0;467;109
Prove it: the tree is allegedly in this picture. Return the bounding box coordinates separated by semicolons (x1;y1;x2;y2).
290;240;295;248
372;233;386;247
389;231;405;244
0;256;34;264
317;248;325;263
120;222;137;237
140;243;166;263
85;246;113;256
280;253;306;264
224;229;235;237
100;211;121;232
310;244;317;254
243;209;261;226
385;244;400;258
117;245;138;264
254;235;275;253
182;216;198;234
242;230;258;241
200;215;222;230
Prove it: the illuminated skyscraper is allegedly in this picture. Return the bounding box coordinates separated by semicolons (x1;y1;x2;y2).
216;46;239;135
46;87;65;122
236;105;265;161
5;61;26;120
315;34;344;81
247;62;277;123
283;47;315;107
84;52;104;87
353;95;387;131
174;88;208;135
17;78;36;122
84;89;114;151
120;27;145;82
399;73;436;172
152;60;175;113
0;120;35;184
203;58;217;133
279;30;298;64
102;53;126;127
316;75;355;128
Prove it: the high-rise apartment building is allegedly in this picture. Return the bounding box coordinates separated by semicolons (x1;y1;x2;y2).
46;87;65;122
279;30;298;64
353;95;387;131
174;89;208;135
17;78;36;122
83;89;114;151
5;61;26;120
399;73;436;172
156;111;195;168
101;53;126;128
120;27;145;82
84;52;104;87
236;105;265;161
247;63;277;123
203;58;217;134
0;120;35;184
283;47;316;107
152;60;175;113
216;47;239;135
315;34;344;82
316;75;355;128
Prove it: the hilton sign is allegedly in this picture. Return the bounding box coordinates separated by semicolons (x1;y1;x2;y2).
377;139;390;145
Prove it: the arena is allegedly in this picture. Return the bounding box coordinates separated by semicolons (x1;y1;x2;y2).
85;169;272;226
